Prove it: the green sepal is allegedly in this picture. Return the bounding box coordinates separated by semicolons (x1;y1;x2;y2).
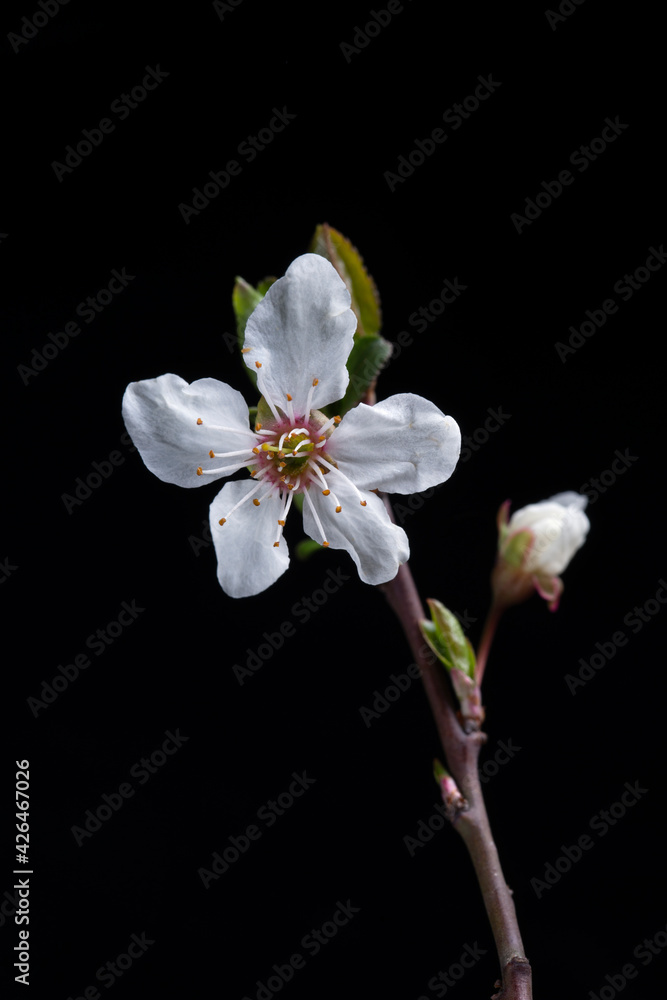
254;396;277;430
232;276;276;388
295;538;323;561
421;600;476;679
501;529;533;569
309;223;381;338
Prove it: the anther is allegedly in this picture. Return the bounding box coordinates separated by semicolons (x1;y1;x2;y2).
241;348;251;354
196;418;203;425
256;422;262;431
255;361;262;368
273;541;280;547
218;518;226;525
322;489;330;496
278;519;285;526
209;450;215;458
196;467;203;476
252;447;260;454
286;393;292;401
323;541;330;547
334;415;341;425
312;378;319;386
253;498;261;506
360;500;367;506
335;505;342;513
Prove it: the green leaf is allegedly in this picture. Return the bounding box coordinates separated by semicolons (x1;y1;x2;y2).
324;335;393;418
420;620;454;671
424;600;477;679
309;224;382;338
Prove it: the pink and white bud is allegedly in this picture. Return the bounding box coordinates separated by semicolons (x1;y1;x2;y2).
492;492;590;611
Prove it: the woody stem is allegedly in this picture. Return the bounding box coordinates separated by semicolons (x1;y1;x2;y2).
380;553;532;1000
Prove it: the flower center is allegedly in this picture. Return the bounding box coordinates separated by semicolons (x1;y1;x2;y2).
194;390;369;553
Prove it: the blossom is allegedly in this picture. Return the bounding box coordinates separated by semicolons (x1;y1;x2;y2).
492;492;590;611
122;253;461;597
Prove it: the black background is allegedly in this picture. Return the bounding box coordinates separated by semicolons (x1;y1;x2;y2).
3;2;666;998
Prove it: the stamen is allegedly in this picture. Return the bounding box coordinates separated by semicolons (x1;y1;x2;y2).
303;487;328;548
317;456;368;506
272;490;294;548
306;460;329;491
304;377;319;416
308;461;343;513
291;438;311;455
316;414;341;438
195;420;256;438
216;481;269;524
208;448;256;460
197;462;257;477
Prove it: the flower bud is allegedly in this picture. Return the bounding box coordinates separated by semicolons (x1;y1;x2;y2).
492;491;590;611
420;600;484;730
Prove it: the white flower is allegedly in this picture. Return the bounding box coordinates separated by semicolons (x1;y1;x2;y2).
122;254;461;597
493;492;590;610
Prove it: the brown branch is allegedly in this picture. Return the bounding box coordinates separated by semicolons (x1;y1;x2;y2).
380;556;533;1000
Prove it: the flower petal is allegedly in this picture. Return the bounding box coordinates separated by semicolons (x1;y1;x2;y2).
303;484;409;585
243;254;357;417
328;394;461;493
122;374;256;488
510;493;590;576
209;481;289;597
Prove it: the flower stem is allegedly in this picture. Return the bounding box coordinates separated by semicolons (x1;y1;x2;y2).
380;558;532;1000
475;600;504;686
